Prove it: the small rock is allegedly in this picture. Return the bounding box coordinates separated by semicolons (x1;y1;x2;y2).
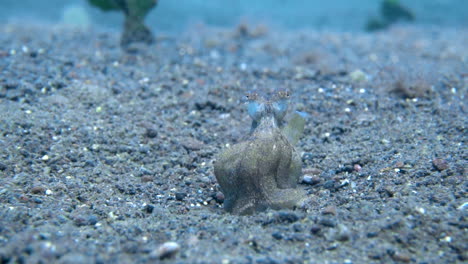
144;204;154;214
213;192;225;204
310;225;321;234
271;232;283;240
181;138;205;151
353;164;362;172
318;217;337;227
200;176;211;184
394;161;405;168
349;69;367;82
326;243;338;250
73;214;98;227
275;211;300;223
302;175;321;185
292;223;304;232
391;252;411;263
322;206;337;216
31;186;46;195
145;128;158;138
141;175;153;182
175;192;186;201
0;162;7;171
335;224;351;242
151;241;180;260
432;158;449;171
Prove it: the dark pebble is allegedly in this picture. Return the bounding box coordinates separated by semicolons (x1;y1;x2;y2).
175;192;186;201
310;225;321;234
213;192;225;204
275;211;300;223
432;158;449;171
84;160;96;167
368;253;383;260
145;128;158;138
32;197;43;204
271;232;283;240
73;214;98;226
145;204;155;214
335;165;354;174
292;223;304;232
0;162;7;171
87;215;98;225
319;217;337;227
30;186;46;195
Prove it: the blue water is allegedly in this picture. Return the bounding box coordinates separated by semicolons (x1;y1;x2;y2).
1;0;467;32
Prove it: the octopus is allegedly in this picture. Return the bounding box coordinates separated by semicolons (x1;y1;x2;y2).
214;90;307;215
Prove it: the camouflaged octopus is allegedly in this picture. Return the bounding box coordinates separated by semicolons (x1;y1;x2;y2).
214;90;307;215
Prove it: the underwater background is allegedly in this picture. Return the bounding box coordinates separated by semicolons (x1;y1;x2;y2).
2;0;468;32
0;0;467;263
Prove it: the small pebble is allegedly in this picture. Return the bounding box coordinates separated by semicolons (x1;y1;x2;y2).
213;192;225;204
31;186;46;195
175;192;186;201
349;69;367;82
322;206;337;216
310;225;321;234
302;175;321;185
271;232;283;240
394;161;405;168
151;241;180;260
141;175;153;182
432;158;449;171
353;164;362;172
182;138;205;151
144;204;154;214
319;217;337;227
391;252;411;263
336;224;351;242
145;128;158;138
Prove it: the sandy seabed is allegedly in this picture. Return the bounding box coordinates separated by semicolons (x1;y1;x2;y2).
0;22;467;263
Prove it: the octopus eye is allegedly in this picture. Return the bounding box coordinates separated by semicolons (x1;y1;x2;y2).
245;92;258;101
277;90;290;99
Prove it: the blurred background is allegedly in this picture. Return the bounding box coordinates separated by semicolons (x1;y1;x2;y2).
1;0;467;32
